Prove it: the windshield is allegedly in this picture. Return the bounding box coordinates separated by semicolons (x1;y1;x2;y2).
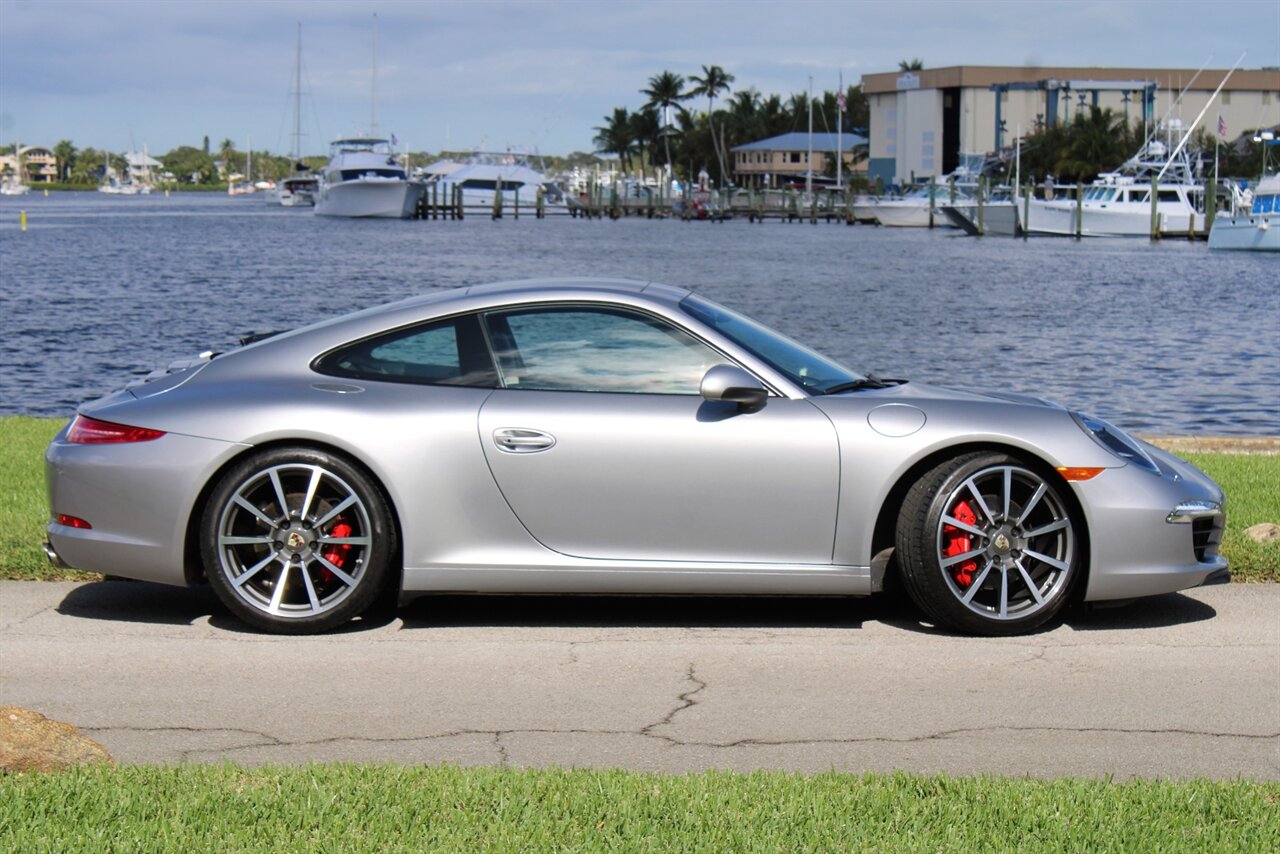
679;294;862;394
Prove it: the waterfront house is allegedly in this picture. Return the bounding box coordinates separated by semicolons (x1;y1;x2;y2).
730;131;868;189
0;145;57;182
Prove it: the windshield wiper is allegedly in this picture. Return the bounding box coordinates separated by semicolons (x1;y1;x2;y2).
821;373;907;395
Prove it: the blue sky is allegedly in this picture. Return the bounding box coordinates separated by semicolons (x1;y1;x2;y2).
1;0;1277;156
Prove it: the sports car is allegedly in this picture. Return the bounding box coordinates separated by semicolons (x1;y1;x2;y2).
44;278;1228;635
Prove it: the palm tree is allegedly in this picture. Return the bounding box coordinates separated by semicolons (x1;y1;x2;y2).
1055;107;1128;182
629;106;661;174
688;65;735;185
640;70;690;171
898;58;924;71
593;108;636;174
218;138;236;179
52;140;76;182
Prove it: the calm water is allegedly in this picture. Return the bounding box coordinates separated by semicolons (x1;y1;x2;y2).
1;192;1276;434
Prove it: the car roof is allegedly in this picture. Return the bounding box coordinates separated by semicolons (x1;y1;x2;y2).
222;278;696;364
343;277;692;322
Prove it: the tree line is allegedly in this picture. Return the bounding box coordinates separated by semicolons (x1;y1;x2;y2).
592;66;870;186
1015;107;1270;184
3;138;613;188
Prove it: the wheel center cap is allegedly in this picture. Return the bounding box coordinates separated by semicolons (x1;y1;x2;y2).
992;532;1012;554
286;531;307;551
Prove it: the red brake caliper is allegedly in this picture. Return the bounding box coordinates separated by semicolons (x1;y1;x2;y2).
942;501;979;587
319;519;353;583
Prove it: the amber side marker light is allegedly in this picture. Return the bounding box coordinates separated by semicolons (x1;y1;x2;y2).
56;514;92;529
1057;466;1106;481
67;415;165;444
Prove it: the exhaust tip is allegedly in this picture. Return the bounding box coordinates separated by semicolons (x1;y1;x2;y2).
43;540;70;569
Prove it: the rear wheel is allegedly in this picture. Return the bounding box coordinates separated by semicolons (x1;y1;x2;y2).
895;452;1080;635
201;447;395;634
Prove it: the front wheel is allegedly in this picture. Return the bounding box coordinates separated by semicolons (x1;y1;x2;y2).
201;447;396;634
895;452;1081;635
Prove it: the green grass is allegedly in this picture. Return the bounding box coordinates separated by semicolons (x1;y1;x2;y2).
2;417;1276;582
1181;452;1280;583
1;765;1276;852
0;416;90;580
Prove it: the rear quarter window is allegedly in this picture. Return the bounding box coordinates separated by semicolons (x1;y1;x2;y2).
314;315;497;387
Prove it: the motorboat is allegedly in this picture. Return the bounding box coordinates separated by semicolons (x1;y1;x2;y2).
866;181;975;227
314;137;423;218
938;198;1019;236
417;151;567;210
270;174;319;207
1209;173;1279;251
861;154;985;227
1020;135;1217;238
0;174;29;196
98;176;151;195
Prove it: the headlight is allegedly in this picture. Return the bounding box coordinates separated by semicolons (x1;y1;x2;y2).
1072;412;1160;473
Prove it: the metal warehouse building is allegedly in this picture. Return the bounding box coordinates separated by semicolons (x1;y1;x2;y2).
859;65;1280;184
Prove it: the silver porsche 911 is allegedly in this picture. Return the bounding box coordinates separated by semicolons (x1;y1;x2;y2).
44;278;1228;635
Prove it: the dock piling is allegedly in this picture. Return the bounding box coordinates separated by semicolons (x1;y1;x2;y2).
1149;176;1160;240
1075;182;1083;239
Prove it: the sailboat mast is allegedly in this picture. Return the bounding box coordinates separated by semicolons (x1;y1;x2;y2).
370;13;379;135
293;22;302;162
837;71;843;189
806;75;813;195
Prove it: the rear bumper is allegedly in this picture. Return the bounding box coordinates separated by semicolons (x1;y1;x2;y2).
45;428;247;586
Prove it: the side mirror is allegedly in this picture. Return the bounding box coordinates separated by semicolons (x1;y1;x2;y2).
700;365;768;411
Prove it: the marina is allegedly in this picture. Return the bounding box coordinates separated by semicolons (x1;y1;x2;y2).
1;192;1275;436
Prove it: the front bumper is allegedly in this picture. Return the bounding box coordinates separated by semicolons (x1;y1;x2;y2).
1076;444;1228;601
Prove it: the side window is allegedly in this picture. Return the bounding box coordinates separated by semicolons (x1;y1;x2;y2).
315;315;497;387
484;306;726;395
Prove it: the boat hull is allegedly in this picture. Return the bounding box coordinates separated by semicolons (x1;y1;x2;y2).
315;179;423;218
873;201;950;228
1023;199;1206;238
1208;216;1279;251
938;202;1019;236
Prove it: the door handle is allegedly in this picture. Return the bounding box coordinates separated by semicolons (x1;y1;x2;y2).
493;428;556;453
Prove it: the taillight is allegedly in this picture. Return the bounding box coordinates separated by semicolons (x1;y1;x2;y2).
66;415;165;444
56;514;92;529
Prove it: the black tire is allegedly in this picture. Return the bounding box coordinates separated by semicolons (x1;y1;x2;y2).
895;452;1081;636
201;447;396;634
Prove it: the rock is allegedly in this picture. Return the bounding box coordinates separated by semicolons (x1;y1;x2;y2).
0;706;113;773
1244;523;1280;545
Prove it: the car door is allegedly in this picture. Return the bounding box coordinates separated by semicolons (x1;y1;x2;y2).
476;304;840;564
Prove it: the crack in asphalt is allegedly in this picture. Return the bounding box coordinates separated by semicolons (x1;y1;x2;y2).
0;603;56;633
78;655;1279;763
83;722;1280;761
640;664;706;737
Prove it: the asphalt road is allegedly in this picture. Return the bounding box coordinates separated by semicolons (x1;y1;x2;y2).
2;580;1277;779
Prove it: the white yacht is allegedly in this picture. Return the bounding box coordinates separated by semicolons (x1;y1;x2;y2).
314;137;424;218
417;151;567;210
1019;121;1235;239
859;155;985;227
0;174;30;196
1209;173;1279;251
271;174;319;207
938;196;1019;236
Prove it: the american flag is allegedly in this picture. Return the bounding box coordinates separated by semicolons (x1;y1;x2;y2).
391;133;399;146
1217;115;1227;138
837;90;846;113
